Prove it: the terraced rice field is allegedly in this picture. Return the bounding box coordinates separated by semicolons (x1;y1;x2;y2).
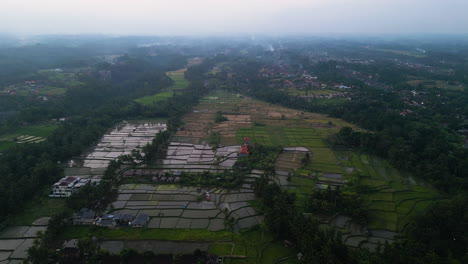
185;92;439;248
69;122;167;169
112;173;262;232
330;152;440;248
135;69;189;105
160;142;240;172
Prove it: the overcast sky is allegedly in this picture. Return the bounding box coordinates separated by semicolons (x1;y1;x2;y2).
1;0;468;35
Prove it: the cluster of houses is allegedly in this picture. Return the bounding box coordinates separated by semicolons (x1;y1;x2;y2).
1;80;50;96
73;208;150;228
122;169;183;183
298;92;348;101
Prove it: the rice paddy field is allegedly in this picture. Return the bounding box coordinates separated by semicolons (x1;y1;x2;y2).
61;227;298;264
52;91;439;260
135;69;189;105
0;124;58;151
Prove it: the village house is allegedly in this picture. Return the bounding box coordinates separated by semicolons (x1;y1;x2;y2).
113;214;135;226
96;214;115;228
62;239;80;261
73;208;96;225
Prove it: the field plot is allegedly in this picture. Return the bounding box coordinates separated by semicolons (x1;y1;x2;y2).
161;142;241;172
275;147;309;171
0;124;57;151
70;122;167;169
112;183;260;232
166;69;189;90
0;216;50;262
62;227;297;264
135;69;189;105
406;79;465;91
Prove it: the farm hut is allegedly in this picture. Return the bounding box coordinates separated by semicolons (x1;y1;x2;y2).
96;214;115;228
131;214;149;228
62;239;80;261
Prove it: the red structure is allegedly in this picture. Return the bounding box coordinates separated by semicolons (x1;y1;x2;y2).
240;145;249;155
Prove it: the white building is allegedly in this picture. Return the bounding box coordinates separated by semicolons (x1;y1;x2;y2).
49;176;90;197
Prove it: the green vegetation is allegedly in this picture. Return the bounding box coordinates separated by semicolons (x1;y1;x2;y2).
0;123;58;151
207;243;233;255
407;79;465;91
286;88;338;96
9;197;67;226
134;91;178;104
0;123;58;139
208;131;221;145
337;152;439;231
237;127;329;148
0;141;15;151
166;69;190;90
180;170;244;188
310;97;348;105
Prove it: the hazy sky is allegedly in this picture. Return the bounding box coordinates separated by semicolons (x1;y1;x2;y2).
2;0;468;35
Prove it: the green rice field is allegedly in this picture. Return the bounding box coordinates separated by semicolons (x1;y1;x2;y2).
135;69;189;105
0;124;58;151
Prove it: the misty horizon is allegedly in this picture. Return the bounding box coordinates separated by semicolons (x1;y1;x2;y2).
2;0;468;36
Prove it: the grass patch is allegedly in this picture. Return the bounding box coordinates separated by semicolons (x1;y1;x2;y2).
9;197;67;225
157;185;179;191
135;91;178;105
0;141;15;151
11;124;58;138
260;243;299;264
61;227;233;241
367;211;398;230
208;243;233;256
